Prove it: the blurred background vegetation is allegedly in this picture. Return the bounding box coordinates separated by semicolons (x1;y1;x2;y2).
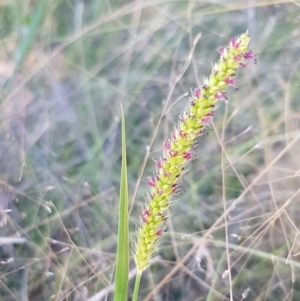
1;0;300;300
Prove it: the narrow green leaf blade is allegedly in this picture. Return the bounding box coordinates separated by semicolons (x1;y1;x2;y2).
14;0;48;71
114;105;129;301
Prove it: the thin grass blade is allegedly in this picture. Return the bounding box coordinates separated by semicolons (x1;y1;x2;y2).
114;105;129;301
14;0;48;71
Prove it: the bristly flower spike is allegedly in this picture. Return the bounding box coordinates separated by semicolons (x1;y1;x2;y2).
134;31;254;273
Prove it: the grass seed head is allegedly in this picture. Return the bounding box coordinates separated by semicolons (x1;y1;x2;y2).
134;31;254;273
